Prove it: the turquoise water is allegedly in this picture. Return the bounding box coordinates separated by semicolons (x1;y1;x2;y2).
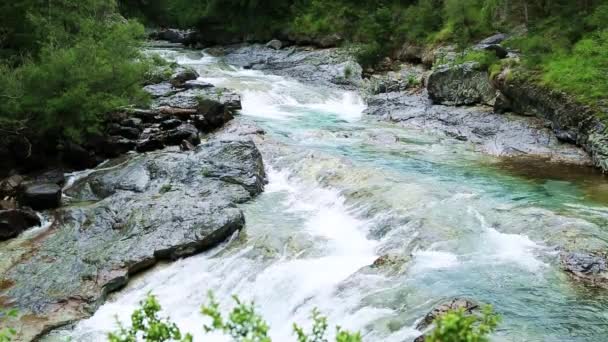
62;48;608;342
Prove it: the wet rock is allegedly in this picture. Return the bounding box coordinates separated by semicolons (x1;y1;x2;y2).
182;80;214;90
427;62;497;106
136;137;165;153
195;99;234;132
107;124;141;140
99;136;137;157
416;298;479;331
0;175;24;198
494;71;608;171
266;39;283;50
317;33;343;48
61;142;96;170
160;119;183;130
20;183;62;210
30;169;66;187
149;29;191;44
144;82;181;98
120;117;143;129
222;45;362;90
560;252;608;288
2;137;265;340
0;209;40;240
475;43;509;59
170;67;199;88
479;33;507;45
165;123;200;146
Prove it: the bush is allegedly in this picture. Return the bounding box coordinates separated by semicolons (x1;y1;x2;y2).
425;305;500;342
0;309;18;342
110;293;362;342
0;19;151;141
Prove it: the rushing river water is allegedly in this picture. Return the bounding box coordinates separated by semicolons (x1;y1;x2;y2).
59;48;608;341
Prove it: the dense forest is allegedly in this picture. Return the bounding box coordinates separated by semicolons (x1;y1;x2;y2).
1;0;607;143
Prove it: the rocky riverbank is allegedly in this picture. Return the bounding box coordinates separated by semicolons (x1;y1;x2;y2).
0;55;267;340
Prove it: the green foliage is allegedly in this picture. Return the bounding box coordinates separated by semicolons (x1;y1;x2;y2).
109;295;192;342
0;0;152;143
293;309;361;342
425;305;500;342
456;50;499;70
0;308;18;342
541;29;608;105
201;293;271;342
111;292;362;342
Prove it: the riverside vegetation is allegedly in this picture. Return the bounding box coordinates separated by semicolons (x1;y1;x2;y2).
1;0;607;162
105;294;499;342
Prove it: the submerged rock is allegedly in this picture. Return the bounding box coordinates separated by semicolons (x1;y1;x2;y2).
561;252;608;288
415;298;479;331
0;209;40;240
1;136;265;341
427;62;496;106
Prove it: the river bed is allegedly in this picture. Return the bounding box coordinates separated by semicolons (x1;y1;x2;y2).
53;47;608;341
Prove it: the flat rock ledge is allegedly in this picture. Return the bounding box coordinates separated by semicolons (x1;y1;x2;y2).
0;137;265;341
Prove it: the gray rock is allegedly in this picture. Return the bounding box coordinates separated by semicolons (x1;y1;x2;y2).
107;124;141;140
494;71;608;171
149;29;192;44
143;82;181;98
415;298;479;341
427;62;497;106
0;175;24;198
0;209;40;240
165;123;200;146
479;33;507;45
266;39;283;50
20;183;62;210
561;252;608;287
170;67;199;88
136;137;165;153
1;138;266;340
182;80;214;90
223;44;362;90
194;99;234;132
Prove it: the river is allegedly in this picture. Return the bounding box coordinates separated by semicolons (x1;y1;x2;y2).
57;47;608;341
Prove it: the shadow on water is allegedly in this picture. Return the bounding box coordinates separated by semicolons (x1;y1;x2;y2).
488;157;608;205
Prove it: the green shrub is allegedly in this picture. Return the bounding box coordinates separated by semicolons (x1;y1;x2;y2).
0;19;151;141
0;308;18;342
425;305;500;342
110;293;362;342
456;50;499;70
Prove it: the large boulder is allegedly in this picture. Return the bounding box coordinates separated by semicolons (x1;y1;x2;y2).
427;62;497;106
266;39;283;50
0;175;24;198
20;183;62;210
164;123;200;146
149;29;192;44
1;138;266;340
493;70;608;171
170;67;200;88
0;209;40;240
195;99;234;132
61;142;96;170
561;252;608;288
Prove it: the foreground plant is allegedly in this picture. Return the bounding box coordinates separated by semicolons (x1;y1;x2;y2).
110;293;361;342
0;309;18;342
110;294;499;342
425;305;500;342
108;295;192;342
